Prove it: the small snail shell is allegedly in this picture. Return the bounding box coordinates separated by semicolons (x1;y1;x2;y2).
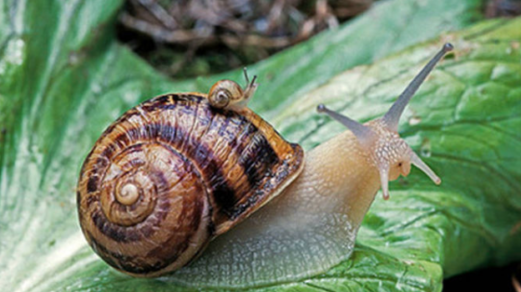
77;44;452;286
208;68;258;112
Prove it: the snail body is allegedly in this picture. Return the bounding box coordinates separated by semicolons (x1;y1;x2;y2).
169;114;441;287
77;44;453;286
171;128;382;287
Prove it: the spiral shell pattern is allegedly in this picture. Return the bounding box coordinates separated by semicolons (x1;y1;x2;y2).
77;94;304;277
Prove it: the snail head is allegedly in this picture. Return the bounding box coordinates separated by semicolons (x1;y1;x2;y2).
317;43;452;199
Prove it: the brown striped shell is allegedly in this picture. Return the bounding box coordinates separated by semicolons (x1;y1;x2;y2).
77;93;304;277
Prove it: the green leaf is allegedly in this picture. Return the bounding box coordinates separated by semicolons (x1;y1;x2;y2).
3;0;520;292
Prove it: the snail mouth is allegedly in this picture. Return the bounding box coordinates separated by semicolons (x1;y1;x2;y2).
399;162;411;177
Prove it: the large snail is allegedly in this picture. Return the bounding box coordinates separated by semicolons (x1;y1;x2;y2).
77;43;453;287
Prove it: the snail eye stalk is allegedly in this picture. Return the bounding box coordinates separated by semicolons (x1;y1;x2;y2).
382;43;454;132
316;104;376;147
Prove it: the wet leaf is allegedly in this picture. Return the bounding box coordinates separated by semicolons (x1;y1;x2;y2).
2;0;519;292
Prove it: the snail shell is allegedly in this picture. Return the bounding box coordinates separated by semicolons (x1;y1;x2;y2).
77;94;304;277
208;80;243;108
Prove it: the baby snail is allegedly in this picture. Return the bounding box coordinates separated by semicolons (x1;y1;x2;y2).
77;43;453;287
207;67;258;112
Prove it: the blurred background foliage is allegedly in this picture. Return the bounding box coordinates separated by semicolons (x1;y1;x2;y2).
117;0;520;78
118;0;374;78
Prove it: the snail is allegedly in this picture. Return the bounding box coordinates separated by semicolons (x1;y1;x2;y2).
77;43;453;287
207;67;258;112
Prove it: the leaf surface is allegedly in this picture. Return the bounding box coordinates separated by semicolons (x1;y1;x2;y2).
2;1;520;292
